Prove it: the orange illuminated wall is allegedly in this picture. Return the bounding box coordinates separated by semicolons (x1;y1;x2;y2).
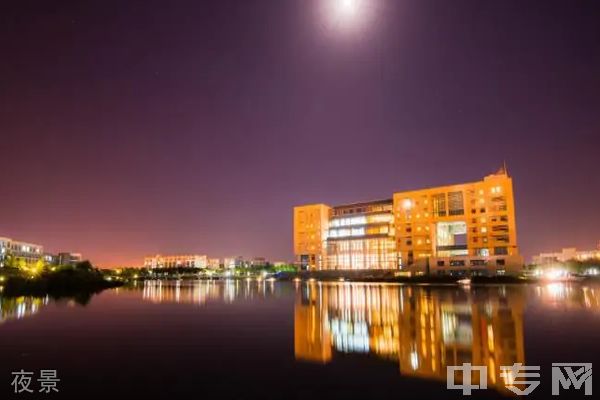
293;204;331;270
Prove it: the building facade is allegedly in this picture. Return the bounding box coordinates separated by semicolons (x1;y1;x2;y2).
293;204;331;270
144;254;208;269
293;168;523;275
0;237;44;267
0;236;83;268
532;243;600;265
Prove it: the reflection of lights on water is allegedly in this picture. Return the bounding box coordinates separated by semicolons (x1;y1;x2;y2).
328;318;370;353
543;269;568;281
0;297;48;323
500;367;515;386
487;324;495;352
545;283;567;299
410;348;419;371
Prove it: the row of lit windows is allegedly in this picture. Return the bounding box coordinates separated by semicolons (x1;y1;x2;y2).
330;213;393;228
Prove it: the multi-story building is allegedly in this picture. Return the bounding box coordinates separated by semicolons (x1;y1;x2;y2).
222;256;250;269
57;252;83;266
144;254;208;269
326;199;397;270
0;236;84;268
532;243;600;265
0;237;44;267
207;258;221;269
293;168;523;275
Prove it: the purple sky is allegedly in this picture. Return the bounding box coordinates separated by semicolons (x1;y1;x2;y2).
1;0;599;267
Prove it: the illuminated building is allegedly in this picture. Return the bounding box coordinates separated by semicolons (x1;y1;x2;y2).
532;243;600;265
294;200;396;270
223;256;247;269
0;236;44;267
208;258;221;269
144;254;208;269
293;168;522;275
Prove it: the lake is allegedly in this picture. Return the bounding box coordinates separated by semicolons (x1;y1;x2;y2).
1;280;599;399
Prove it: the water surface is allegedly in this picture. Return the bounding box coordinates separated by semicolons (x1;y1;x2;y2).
1;280;599;399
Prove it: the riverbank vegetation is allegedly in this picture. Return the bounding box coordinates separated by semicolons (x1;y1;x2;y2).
0;260;123;299
101;263;299;281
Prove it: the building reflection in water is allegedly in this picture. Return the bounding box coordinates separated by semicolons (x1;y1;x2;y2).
0;296;48;324
294;283;526;393
140;278;600;393
142;279;280;305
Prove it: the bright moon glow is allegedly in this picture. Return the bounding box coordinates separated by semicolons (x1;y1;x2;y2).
339;0;359;17
321;0;374;34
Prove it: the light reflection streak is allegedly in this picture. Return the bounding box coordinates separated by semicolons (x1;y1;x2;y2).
0;296;49;324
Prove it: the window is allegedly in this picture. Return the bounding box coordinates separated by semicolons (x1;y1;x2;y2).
450;260;466;266
448;191;465;216
494;247;508;255
470;259;486;266
437;260;445;266
496;259;506;266
432;194;447;217
476;248;490;257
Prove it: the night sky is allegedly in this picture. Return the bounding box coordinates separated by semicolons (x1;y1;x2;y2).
1;0;599;267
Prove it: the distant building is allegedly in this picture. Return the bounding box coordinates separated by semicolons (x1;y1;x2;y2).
273;261;290;267
0;236;44;267
294;168;523;275
250;257;268;267
207;258;221;269
223;256;248;269
144;254;208;269
58;252;83;266
533;244;600;265
0;236;84;268
43;253;58;265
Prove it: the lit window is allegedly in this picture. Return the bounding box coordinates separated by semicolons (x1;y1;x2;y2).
402;199;413;210
481;227;487;233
